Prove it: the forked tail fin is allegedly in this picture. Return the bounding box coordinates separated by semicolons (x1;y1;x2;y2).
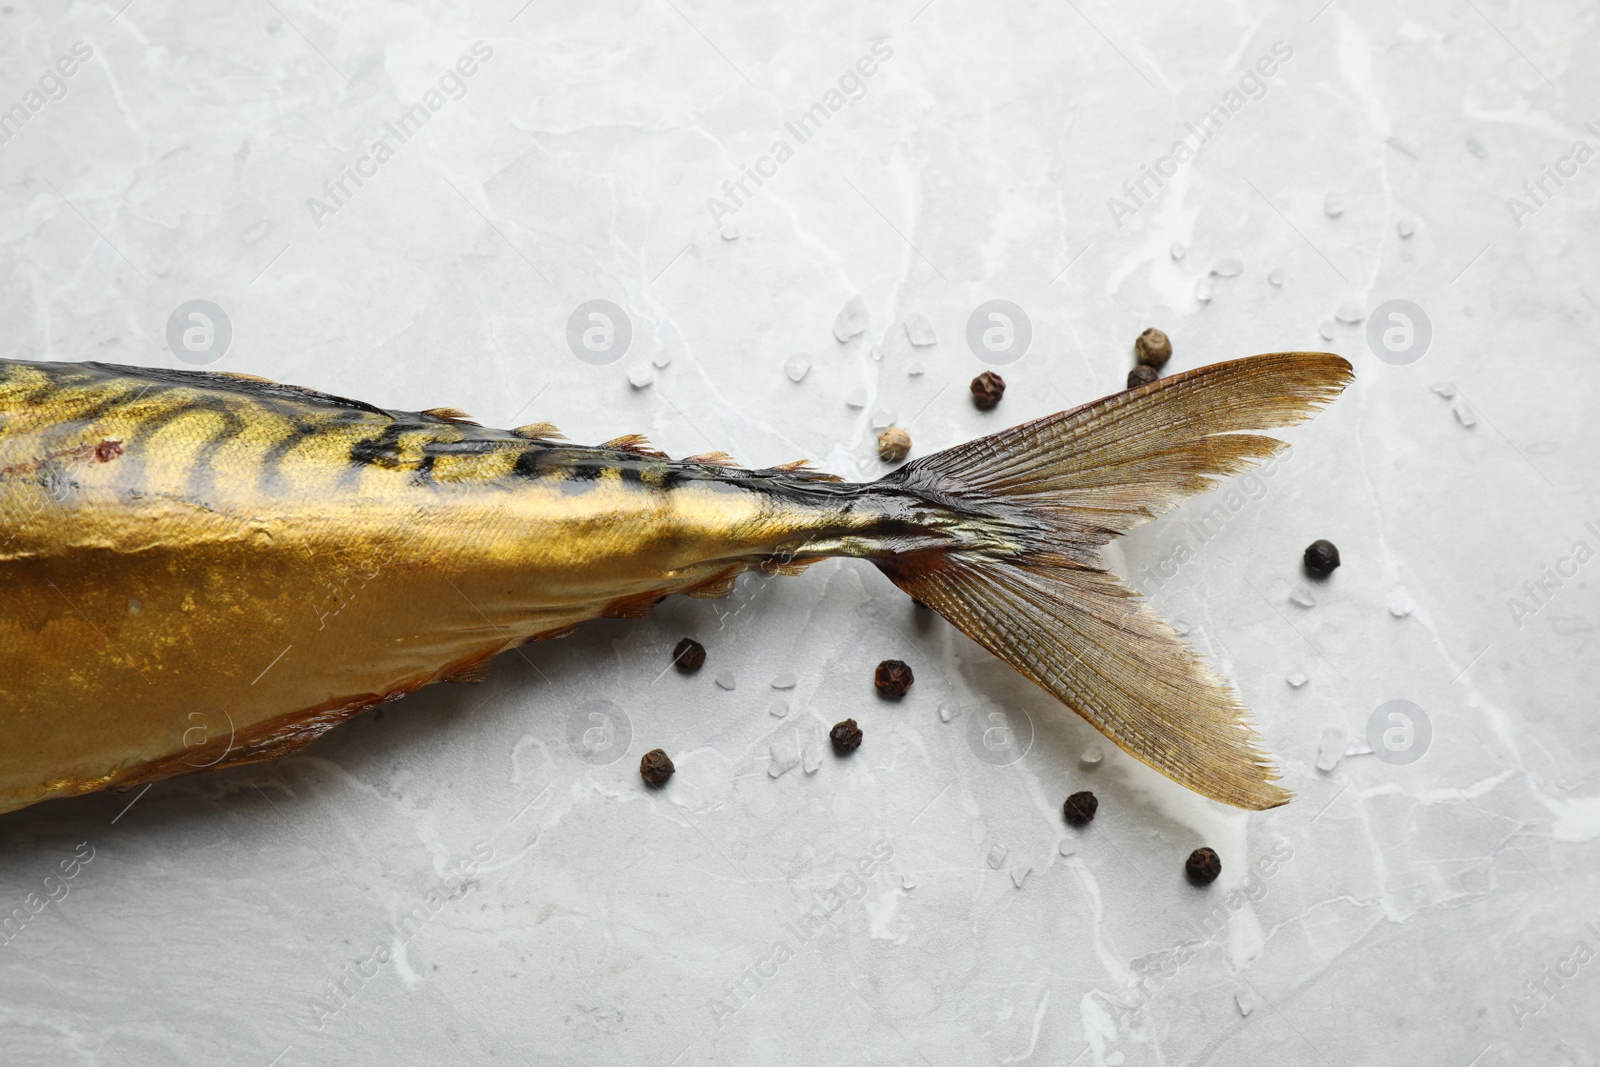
878;352;1354;810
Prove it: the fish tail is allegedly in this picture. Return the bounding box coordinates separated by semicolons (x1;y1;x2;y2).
875;352;1354;810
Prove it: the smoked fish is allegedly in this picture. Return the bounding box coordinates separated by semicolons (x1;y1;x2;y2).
0;352;1352;816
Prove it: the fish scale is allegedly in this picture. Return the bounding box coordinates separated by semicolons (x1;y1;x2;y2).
0;352;1353;815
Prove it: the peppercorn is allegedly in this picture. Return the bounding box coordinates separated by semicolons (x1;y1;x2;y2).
877;426;911;463
970;371;1006;410
1303;539;1341;578
1185;846;1222;885
874;659;914;699
830;718;863;755
1134;327;1172;368
672;637;706;673
639;748;675;787
1062;790;1098;827
1127;364;1159;389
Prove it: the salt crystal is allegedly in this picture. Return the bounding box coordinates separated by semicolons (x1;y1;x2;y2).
714;671;736;690
767;734;801;777
627;364;655;388
1172;619;1191;635
902;874;916;890
1316;725;1347;772
1195;279;1213;303
652;350;672;368
1324;193;1344;218
833;295;868;342
846;388;868;409
1287;671;1309;689
1010;863;1032;889
1107;1053;1126;1067
1335;301;1365;324
1453;401;1477;428
785;354;811;382
1058;840;1076;857
771;673;797;689
1291;586;1317;608
718;221;740;241
768;700;789;718
938;703;957;723
1211;257;1243;278
1080;745;1104;766
1236;991;1256;1017
1318;320;1335;341
986;845;1007;869
907;362;925;377
1387;585;1414;618
904;313;938;346
1268;268;1284;286
803;745;822;774
870;409;893;430
1170;241;1186;261
1398;215;1417;238
1430;382;1457;399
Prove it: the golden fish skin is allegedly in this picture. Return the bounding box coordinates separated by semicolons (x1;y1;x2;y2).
0;353;1352;815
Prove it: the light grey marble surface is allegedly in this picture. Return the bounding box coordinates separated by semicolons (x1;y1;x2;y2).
2;1;1598;1064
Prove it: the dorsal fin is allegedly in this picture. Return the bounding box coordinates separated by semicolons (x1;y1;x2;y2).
421;407;481;426
600;434;670;459
771;459;845;483
683;451;739;468
510;422;565;441
217;372;273;383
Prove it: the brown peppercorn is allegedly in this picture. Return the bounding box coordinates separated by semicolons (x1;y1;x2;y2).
1062;790;1098;827
672;637;706;673
639;748;675;787
874;659;914;699
1185;846;1222;885
1134;327;1172;368
1303;539;1341;578
877;426;911;463
1126;364;1159;389
830;718;863;755
970;370;1006;410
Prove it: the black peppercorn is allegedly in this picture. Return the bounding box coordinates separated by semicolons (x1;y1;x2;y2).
1134;327;1172;368
639;748;675;787
1127;364;1159;389
970;371;1006;410
673;637;706;673
1185;846;1222;886
830;718;863;755
1062;790;1098;827
1303;540;1341;578
874;659;914;699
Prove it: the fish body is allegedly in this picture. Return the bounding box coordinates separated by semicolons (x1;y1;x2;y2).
0;353;1352;815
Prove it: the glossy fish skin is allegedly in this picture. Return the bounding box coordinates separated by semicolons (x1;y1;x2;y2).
0;359;968;813
0;352;1353;816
